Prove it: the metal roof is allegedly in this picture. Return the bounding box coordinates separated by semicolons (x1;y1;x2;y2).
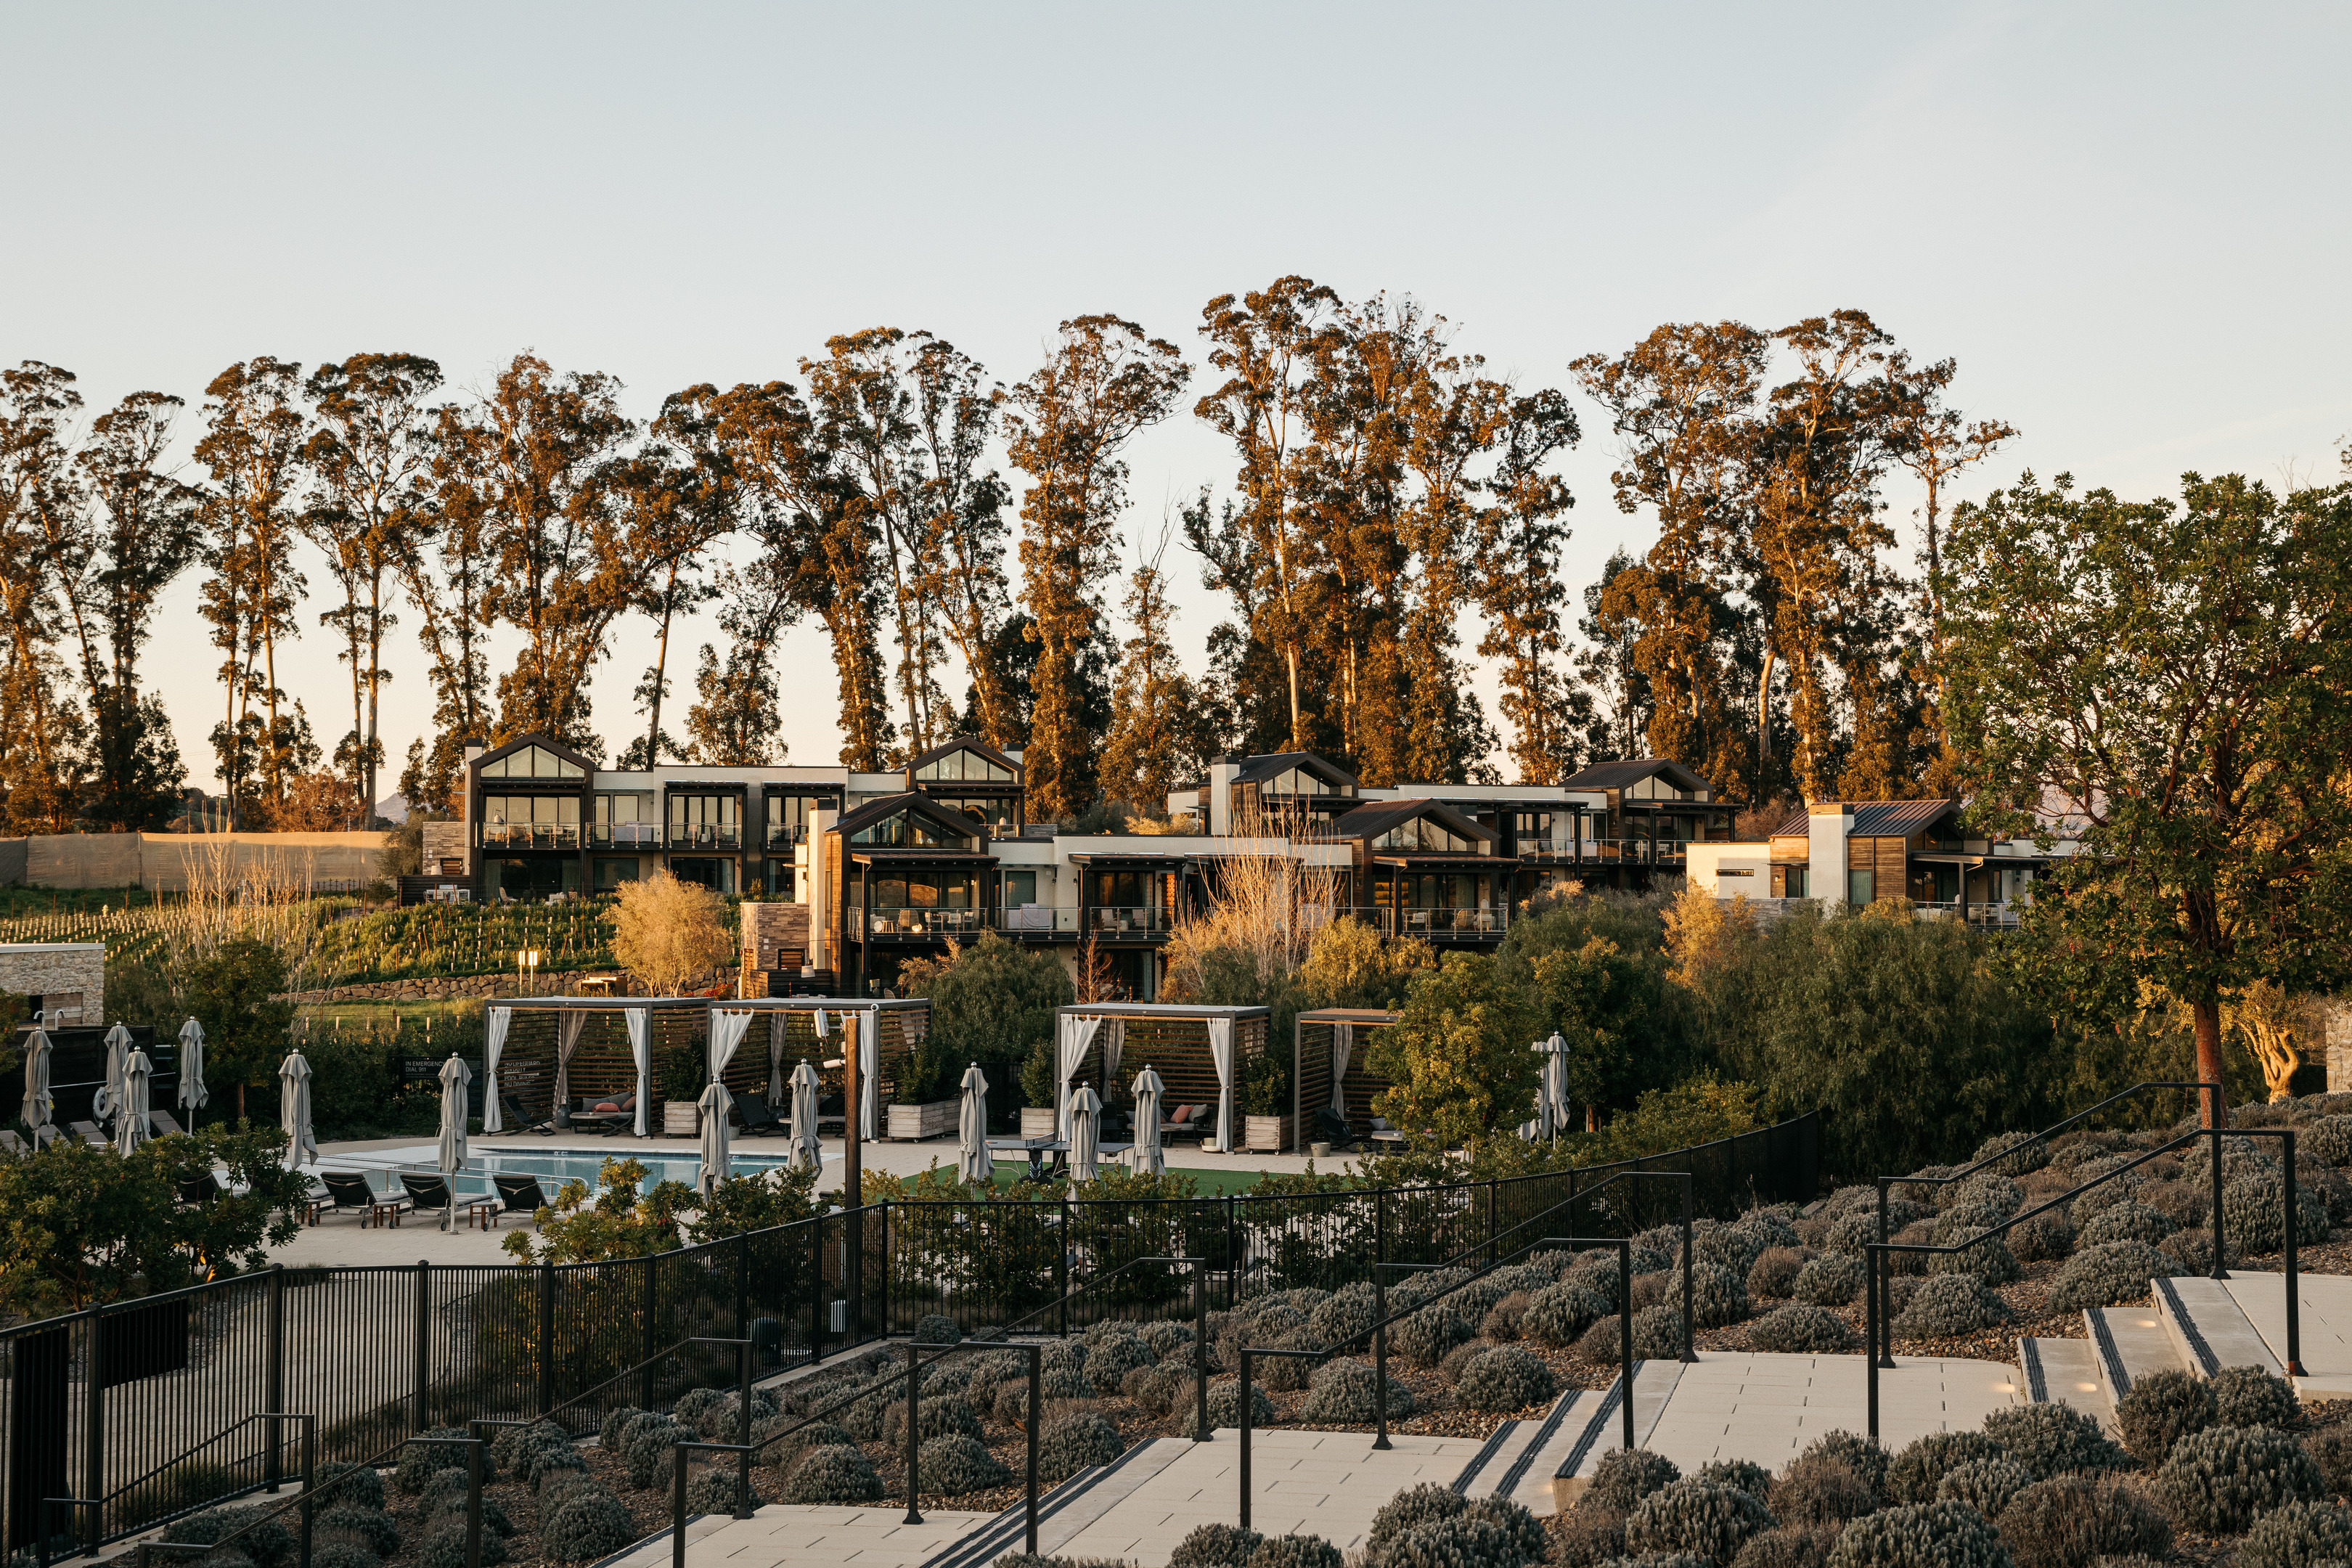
1556;757;1712;793
1769;799;1961;837
1230;751;1361;789
1315;798;1498;842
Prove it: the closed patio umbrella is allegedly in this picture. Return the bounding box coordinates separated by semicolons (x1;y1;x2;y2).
1069;1084;1101;1182
177;1019;208;1119
788;1059;822;1173
20;1027;53;1137
436;1054;471;1231
957;1063;992;1186
1127;1066;1165;1177
116;1050;152;1157
698;1079;731;1195
94;1023;132;1124
279;1051;318;1168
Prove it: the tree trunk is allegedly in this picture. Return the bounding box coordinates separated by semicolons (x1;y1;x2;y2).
646;564;677;767
2193;997;2228;1127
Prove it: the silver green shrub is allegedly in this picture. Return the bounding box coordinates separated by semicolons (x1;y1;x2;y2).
1392;1302;1474;1368
1625;1479;1773;1566
1036;1413;1123;1485
1926;1228;2020;1286
2004;1209;2075;1264
1794;1432;1888;1498
1455;1347;1556;1413
1084;1334;1157;1395
1170;1522;1264;1568
1892;1275;2008;1339
2223;1172;2331;1254
1584;1450;1681;1513
1299;1357;1416;1422
1792;1255;1863;1308
2211;1363;2299;1429
2300;1115;2352;1167
683;1466;751;1516
2113;1368;2215;1464
1697;1460;1771;1499
1768;1455;1874;1527
917;1432;1011;1495
1689;1262;1750;1329
1823;1501;2007;1568
1970;1131;2049;1176
1932;1458;2029;1519
1747;1248;1808;1302
2047;1241;2171;1312
1983;1400;2127;1481
881;1393;981;1448
782;1443;883;1504
1991;1475;2168;1568
2155;1424;2322;1532
1886;1430;1999;1505
2238;1500;2352;1568
1245;1535;1344;1568
1747;1304;1851;1355
2072;1201;2174;1250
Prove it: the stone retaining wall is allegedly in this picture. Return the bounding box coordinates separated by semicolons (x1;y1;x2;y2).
279;965;735;1006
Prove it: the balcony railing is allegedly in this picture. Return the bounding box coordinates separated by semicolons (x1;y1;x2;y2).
854;907;987;938
1086;905;1172;938
669;824;740;850
765;824;809;849
996;905;1079;934
1296;906;1508;939
591;822;662;848
480;823;579;851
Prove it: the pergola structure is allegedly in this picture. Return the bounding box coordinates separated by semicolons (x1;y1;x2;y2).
480;996;708;1138
1049;1002;1270;1153
1291;1006;1399;1153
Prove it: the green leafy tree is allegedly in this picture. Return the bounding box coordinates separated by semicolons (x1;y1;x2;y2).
1362;952;1538;1146
897;932;1071;1112
1526;936;1657;1131
503;1157;695;1263
1722;903;2056;1180
1944;471;2352;1121
180;939;295;1123
1099;528;1205;815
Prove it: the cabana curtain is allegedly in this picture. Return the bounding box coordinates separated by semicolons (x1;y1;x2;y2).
626;1008;651;1136
1056;1016;1103;1138
1103;1019;1125;1087
709;1008;754;1082
1206;1015;1235;1153
856;1011;879;1141
481;1006;512;1131
553;1010;588;1111
1329;1022;1353;1116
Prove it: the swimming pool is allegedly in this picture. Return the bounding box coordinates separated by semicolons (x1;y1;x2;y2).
312;1144;835;1201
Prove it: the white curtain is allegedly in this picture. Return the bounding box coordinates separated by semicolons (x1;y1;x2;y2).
767;1017;787;1109
709;1008;754;1082
1206;1016;1236;1153
481;1006;513;1131
855;1010;879;1141
626;1008;652;1136
1056;1016;1103;1139
1102;1018;1126;1087
1329;1022;1354;1116
554;1010;588;1110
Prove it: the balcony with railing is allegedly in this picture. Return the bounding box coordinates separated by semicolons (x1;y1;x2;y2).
1296;905;1508;940
996;904;1079;936
853;906;989;939
668;822;741;851
765;823;809;849
1085;905;1172;939
479;822;580;852
590;821;663;848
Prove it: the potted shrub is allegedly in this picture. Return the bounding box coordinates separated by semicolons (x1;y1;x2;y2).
1241;1053;1292;1152
656;1042;703;1135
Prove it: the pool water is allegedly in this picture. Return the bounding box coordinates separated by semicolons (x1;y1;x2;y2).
314;1144;832;1201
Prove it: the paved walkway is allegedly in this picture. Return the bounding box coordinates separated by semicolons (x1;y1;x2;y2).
600;1506;997;1568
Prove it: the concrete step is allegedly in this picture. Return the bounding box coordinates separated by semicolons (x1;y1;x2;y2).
1466;1390;1591;1516
2018;1337;2113;1431
919;1436;1193;1568
2154;1275;2282;1380
2084;1305;2189;1408
2212;1271;2352;1403
1552;1360;1687;1511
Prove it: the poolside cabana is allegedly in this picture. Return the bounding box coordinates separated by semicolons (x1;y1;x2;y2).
480;997;708;1137
702;998;932;1141
1049;1003;1270;1154
1291;1007;1399;1153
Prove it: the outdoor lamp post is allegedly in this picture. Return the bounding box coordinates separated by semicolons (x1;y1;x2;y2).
519;948;542;995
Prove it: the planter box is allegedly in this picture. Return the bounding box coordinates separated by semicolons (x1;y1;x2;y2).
1021;1106;1058;1139
1244;1114;1295;1153
887;1100;957;1141
661;1101;697;1136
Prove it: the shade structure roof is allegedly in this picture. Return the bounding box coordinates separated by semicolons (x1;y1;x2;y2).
488;996;709;1010
1768;799;1961;837
1054;1003;1270;1022
1294;1008;1401;1024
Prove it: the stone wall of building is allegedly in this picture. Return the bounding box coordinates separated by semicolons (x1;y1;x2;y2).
2322;996;2352;1094
0;943;106;1023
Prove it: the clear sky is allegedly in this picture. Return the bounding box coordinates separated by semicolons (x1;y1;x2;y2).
6;2;2346;798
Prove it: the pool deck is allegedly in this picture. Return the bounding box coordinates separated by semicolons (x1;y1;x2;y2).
266;1130;1371;1267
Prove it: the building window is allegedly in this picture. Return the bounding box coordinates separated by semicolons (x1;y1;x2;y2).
765;793;836;847
669;857;735;894
595;792;658;846
592;857;640;890
669;794;740;849
1002;870;1037;908
492;857;580;898
849;809;972;849
481;794;579;849
926;795;1016;830
480;744;581;779
1847;870;1874;905
1781;865;1808;898
1512;811;1557;851
1374;817;1479;854
915;750;1012;783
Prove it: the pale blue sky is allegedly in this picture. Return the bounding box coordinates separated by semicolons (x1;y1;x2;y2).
5;2;2346;791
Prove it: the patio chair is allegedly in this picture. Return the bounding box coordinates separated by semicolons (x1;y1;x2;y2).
501;1093;556;1136
731;1089;783;1136
70;1120;106;1146
150;1109;187;1138
178;1170;228;1204
1159;1104;1208;1144
0;1130;27;1159
322;1171;409;1226
400;1172;455;1214
30;1124;63;1152
568;1093;635;1134
492;1173;550;1223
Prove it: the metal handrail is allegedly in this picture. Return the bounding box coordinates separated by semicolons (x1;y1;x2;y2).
131;1416;320;1568
1863;1116;2304;1439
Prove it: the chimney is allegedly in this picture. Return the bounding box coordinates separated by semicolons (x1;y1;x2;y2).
1206;757;1242;838
1808;801;1852;905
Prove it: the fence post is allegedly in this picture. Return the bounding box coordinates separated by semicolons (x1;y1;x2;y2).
1486;1180;1497;1267
298;1416;315;1568
1865;1244;1879;1442
1024;1346;1040;1555
465;1440;483;1568
83;1304;103;1554
736;1233;749;1342
2284;1128;2306;1376
2209;1119;2230;1281
1373;1264;1390;1453
809;1217;825;1366
1193;1257;1210;1444
1874;1180;1895;1368
902;1341;922;1524
881;1202;891;1337
415;1260;433;1429
737;1340;753;1519
1057;1199;1070;1338
642;1254;658;1408
266;1265;286;1491
1238;1349;1254;1529
537;1263;556;1416
1225;1196;1237;1307
1678;1175;1695;1364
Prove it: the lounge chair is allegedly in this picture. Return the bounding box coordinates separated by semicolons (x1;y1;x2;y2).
401;1172;454;1213
567;1093;635;1134
150;1109;187;1137
70;1120;105;1146
501;1093;555;1136
178;1171;227;1204
492;1173;549;1223
1159;1105;1208;1144
0;1130;25;1159
30;1124;63;1152
322;1171;409;1226
731;1089;784;1137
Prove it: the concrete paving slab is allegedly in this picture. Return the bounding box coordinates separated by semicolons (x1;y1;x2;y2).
2223;1271;2352;1401
2020;1337;2112;1432
599;1506;998;1568
2155;1275;2282;1378
2086;1305;2186;1408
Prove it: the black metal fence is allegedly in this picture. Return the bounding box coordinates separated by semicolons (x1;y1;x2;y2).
0;1110;1816;1556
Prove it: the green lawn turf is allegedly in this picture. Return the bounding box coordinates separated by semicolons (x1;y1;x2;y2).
981;1161;1270;1195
